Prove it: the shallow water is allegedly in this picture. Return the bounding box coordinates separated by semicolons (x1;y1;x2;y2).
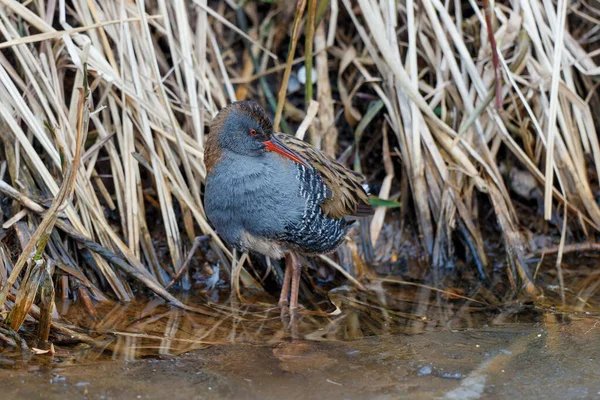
1;315;599;400
1;284;600;399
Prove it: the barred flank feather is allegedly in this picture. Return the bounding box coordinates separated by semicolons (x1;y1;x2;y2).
272;133;373;219
281;163;348;255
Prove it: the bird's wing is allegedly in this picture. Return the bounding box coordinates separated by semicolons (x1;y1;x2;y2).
273;133;373;219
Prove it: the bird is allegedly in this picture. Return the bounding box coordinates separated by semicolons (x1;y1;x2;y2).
203;101;373;311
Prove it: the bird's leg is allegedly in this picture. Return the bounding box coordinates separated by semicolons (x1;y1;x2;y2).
289;311;299;340
278;253;293;307
289;252;302;311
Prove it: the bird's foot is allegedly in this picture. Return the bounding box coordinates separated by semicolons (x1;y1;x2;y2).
277;298;289;308
278;301;290;321
279;305;290;325
278;307;299;340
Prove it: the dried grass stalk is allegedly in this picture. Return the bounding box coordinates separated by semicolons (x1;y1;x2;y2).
0;0;599;336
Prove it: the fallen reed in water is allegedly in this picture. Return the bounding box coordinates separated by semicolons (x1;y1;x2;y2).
0;0;600;344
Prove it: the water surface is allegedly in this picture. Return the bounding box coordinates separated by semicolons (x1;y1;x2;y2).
1;282;599;399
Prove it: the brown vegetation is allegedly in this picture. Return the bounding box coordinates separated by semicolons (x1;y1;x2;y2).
1;0;599;343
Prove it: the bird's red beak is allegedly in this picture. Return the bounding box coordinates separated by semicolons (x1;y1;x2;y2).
264;136;308;166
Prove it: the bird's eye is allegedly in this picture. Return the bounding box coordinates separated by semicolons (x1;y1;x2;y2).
249;129;257;136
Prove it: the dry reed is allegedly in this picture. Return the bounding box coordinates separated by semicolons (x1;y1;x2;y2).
0;0;599;342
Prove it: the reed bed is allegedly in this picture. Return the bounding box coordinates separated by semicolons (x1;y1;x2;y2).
0;0;599;344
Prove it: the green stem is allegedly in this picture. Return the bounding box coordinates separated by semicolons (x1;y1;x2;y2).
235;8;291;134
304;0;318;105
273;0;307;131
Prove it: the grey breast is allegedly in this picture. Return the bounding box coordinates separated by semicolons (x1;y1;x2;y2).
204;150;304;258
205;151;349;258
